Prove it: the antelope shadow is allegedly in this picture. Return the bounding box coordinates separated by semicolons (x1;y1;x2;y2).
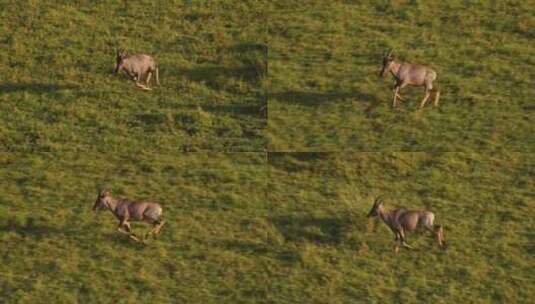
269;214;356;245
229;42;268;54
215;239;301;265
216;239;270;255
0;217;63;239
269;90;378;108
173;103;266;118
267;152;335;173
171;42;266;90
175;66;262;88
0;83;77;94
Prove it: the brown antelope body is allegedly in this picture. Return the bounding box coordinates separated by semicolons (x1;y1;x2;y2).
114;49;160;91
93;189;165;242
367;197;446;252
380;49;440;108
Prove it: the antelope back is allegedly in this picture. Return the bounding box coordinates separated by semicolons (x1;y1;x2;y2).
398;210;434;232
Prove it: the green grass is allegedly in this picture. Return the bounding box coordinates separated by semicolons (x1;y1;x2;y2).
268;1;534;151
1;1;533;303
0;152;269;302
0;1;267;152
267;152;534;303
1;152;532;302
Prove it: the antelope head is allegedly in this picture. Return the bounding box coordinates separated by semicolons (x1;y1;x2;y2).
114;49;128;74
93;189;112;211
380;49;395;78
367;197;384;218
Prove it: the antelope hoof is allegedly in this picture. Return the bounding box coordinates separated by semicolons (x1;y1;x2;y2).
129;234;142;243
135;83;152;91
402;243;413;249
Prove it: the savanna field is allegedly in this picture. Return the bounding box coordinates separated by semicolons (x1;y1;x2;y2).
1;0;534;303
267;0;534;151
0;0;267;152
0;153;533;302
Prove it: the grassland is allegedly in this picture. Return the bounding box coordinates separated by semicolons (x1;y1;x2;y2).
267;152;534;303
0;152;270;303
1;1;533;303
1;152;532;303
0;0;267;152
267;0;534;151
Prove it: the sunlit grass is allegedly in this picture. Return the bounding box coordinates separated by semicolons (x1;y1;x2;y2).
267;1;533;151
0;1;267;152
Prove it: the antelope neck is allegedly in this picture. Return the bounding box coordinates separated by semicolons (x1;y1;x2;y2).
377;207;392;226
105;197;118;213
389;61;401;78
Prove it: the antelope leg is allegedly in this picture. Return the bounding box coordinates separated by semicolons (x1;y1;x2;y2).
396;93;406;102
419;90;431;108
402;242;413;249
144;225;158;239
433;90;440;107
135;83;152;91
392;87;400;107
117;228;142;242
144;220;165;239
146;71;152;87
153;221;165;235
154;220;165;235
394;237;403;253
144;229;155;240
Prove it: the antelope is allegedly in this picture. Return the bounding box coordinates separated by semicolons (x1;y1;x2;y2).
380;49;440;108
114;49;160;91
367;197;446;252
92;189;165;243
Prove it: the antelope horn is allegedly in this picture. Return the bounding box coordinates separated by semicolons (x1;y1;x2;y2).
374;196;384;206
387;49;394;58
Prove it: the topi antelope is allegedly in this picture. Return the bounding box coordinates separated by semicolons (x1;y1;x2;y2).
92;189;165;243
367;197;446;252
114;49;160;91
380;49;440;108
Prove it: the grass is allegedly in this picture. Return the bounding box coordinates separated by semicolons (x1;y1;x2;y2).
267;152;534;303
0;152;269;303
1;152;532;302
0;0;267;152
267;0;534;151
1;1;533;303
